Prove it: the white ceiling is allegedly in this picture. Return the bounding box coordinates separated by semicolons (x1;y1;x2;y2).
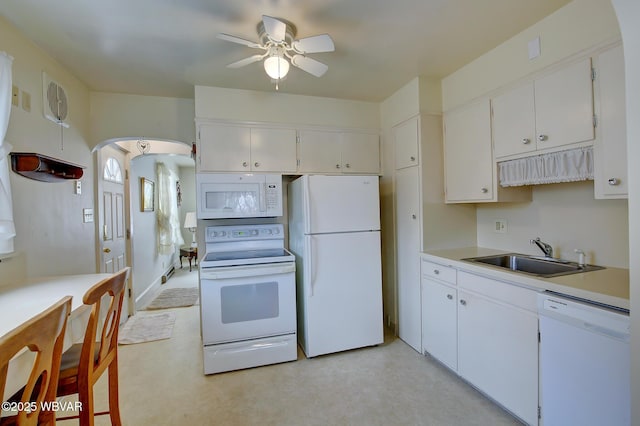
0;0;571;102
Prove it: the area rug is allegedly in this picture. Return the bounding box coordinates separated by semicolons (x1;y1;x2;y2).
118;312;176;345
145;287;199;310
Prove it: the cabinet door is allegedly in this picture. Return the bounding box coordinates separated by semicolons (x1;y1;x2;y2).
421;278;457;371
198;123;250;172
250;128;297;173
444;99;494;202
298;130;342;173
594;45;628;199
534;58;595;150
458;289;539;425
394;117;419;169
395;166;422;352
492;83;537;158
341;132;380;174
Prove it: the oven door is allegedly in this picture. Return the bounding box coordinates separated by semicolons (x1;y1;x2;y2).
200;262;296;345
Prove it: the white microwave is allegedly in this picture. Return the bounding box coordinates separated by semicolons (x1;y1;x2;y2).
196;173;283;219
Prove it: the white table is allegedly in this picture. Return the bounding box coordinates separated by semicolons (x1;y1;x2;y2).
0;274;112;400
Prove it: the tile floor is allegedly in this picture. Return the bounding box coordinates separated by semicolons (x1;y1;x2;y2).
59;265;521;425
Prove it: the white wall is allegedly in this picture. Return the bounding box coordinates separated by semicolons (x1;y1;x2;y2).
441;0;628;268
195;86;380;129
130;154;184;306
442;0;621;111
0;16;96;279
610;1;639;423
477;181;628;267
90;92;195;149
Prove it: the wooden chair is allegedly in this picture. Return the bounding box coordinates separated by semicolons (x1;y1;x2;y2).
54;267;130;426
0;296;73;426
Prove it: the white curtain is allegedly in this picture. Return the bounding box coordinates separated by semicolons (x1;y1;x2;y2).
499;146;594;187
156;162;184;255
0;52;15;254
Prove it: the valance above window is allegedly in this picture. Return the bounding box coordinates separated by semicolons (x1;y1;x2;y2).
499;146;593;187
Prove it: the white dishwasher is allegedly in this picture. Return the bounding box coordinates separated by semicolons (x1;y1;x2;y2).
538;292;630;426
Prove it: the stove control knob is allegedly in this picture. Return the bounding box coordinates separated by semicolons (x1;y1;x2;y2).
219;231;226;237
273;228;280;234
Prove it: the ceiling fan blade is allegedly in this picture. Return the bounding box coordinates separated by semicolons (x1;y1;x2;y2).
262;15;286;42
227;55;264;68
291;55;328;77
292;34;335;54
217;33;263;49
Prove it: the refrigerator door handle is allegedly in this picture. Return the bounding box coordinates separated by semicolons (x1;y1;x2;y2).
304;236;314;297
304;176;311;233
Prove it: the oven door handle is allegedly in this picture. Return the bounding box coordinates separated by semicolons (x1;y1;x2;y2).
201;263;295;280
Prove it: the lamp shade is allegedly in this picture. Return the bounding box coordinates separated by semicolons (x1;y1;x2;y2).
184;211;197;229
264;55;290;79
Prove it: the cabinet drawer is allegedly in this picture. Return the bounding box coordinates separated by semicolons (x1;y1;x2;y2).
458;271;538;312
421;260;456;284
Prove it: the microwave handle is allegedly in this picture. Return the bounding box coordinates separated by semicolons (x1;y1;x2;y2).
259;182;267;212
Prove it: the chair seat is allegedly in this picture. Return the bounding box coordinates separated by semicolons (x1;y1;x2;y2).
60;342;101;371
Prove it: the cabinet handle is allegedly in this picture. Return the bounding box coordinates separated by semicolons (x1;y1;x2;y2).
411;214;417;219
254;162;260;168
522;138;531;144
447;294;453;300
345;163;351;168
538;134;548;142
410;156;416;162
481;187;488;194
433;269;440;275
242;161;248;168
336;164;341;169
459;299;467;306
608;178;620;186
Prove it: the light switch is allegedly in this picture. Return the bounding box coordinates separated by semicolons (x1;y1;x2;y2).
74;180;82;195
21;91;31;112
83;208;94;223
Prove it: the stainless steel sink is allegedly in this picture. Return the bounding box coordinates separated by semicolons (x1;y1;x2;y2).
462;253;605;278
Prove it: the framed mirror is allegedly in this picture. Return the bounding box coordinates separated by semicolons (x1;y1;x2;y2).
141;177;155;212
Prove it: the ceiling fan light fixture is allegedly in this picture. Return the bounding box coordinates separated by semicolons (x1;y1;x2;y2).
264;55;290;80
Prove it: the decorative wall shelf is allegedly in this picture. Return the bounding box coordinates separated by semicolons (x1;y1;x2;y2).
10;152;85;182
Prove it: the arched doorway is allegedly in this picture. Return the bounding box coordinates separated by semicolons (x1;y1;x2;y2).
94;138;195;316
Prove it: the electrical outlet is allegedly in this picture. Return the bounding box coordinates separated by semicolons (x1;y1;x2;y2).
82;208;93;223
494;219;508;233
11;85;19;107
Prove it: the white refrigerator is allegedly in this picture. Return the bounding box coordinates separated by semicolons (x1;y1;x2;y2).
288;175;383;357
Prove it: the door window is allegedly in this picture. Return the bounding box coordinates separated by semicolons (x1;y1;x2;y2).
220;281;279;323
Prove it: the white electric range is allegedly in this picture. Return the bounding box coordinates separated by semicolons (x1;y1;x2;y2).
199;223;297;375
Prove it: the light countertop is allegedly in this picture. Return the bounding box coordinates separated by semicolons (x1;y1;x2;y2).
421;247;629;311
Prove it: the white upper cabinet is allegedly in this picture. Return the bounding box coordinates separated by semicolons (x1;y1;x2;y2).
492;83;537;158
534;58;595;151
297;130;342;173
198;123;251;172
444;99;494;202
493;58;595;159
340;132;380;174
593;45;627;199
198;123;297;173
394;117;420;169
298;129;380;174
249;128;297;173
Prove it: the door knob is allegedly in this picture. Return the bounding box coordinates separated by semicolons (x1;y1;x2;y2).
103;248;111;253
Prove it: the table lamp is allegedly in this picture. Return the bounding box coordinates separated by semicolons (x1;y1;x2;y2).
184;211;197;247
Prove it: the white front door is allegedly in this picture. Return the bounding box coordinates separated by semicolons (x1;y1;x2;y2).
99;145;127;273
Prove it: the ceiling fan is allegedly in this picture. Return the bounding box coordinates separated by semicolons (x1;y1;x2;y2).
218;15;335;89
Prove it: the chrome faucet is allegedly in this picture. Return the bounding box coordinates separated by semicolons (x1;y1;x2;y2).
530;237;553;258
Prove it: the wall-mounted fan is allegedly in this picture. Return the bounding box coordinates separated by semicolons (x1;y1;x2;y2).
42;72;69;128
218;15;334;87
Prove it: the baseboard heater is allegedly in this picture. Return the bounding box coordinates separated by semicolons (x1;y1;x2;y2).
161;266;175;284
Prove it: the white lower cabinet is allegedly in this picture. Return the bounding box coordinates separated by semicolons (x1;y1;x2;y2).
421;277;457;371
420;262;539;425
